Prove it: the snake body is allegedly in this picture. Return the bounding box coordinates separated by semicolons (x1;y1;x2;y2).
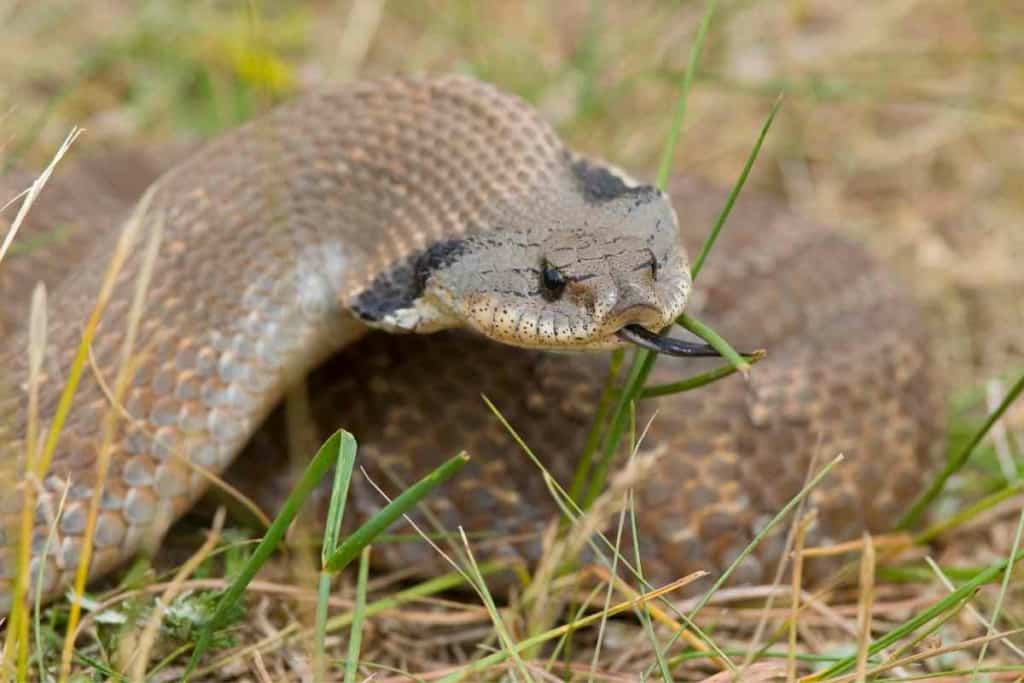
0;76;940;610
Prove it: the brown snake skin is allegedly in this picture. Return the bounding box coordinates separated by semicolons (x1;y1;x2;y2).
0;76;941;611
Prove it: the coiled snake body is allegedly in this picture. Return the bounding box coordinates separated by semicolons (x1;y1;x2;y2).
0;76;940;610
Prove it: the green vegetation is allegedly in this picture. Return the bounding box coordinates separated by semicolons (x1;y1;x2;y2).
1;0;1022;680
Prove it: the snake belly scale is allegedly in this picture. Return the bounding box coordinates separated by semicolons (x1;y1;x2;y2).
0;76;940;610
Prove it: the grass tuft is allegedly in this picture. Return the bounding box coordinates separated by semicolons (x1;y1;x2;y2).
183;431;467;678
4;1;1023;678
899;372;1024;530
323;452;469;573
313;429;357;682
60;202;165;681
811;546;1024;680
969;506;1024;676
184;429;355;679
2;128;82;680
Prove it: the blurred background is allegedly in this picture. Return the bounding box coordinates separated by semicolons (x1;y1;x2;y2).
1;0;1021;396
2;2;1023;677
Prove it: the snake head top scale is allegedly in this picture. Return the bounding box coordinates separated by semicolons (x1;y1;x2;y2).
347;76;710;356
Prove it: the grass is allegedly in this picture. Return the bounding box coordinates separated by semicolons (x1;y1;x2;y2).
899;373;1024;530
342;546;370;683
2;0;1024;680
571;39;781;520
183;433;468;679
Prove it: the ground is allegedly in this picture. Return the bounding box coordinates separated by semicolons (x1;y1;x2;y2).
1;1;1022;680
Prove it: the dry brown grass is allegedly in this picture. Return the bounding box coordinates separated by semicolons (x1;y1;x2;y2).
2;0;1023;680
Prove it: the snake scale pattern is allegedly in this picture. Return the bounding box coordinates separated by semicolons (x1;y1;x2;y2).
0;76;941;611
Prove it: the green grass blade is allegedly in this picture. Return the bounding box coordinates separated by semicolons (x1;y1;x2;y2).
898;372;1024;529
654;0;717;189
331;560;506;630
343;546;371;683
312;573;333;683
575;0;750;521
812;546;1024;679
324;452;470;572
185;429;351;679
577;0;775;517
587;488;630;676
640;349;766;399
573;0;605;118
677;312;752;375
434;576;696;683
482;395;732;667
922;557;1024;660
568;348;624;506
547;583;605;671
645;453;845;678
193;560;512;679
314;431;358;683
971;506;1024;676
457;528;533;681
575;0;712;504
629;490;673;681
321;432;358;564
689;93;783;280
914;479;1024;545
579;350;657;510
882;585;973;669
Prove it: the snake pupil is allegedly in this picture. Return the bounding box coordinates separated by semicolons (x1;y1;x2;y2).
540;261;567;301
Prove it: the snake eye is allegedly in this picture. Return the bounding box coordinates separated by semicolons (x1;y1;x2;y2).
540;261;567;301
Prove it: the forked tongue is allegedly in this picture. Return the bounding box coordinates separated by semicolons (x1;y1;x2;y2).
616;324;724;357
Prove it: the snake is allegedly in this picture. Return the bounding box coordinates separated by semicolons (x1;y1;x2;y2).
0;75;942;613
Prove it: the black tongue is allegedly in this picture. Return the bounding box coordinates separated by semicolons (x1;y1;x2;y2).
616;324;723;357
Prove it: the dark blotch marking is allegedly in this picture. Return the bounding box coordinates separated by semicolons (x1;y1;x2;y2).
570;156;656;203
414;239;466;291
352;239;467;322
350;262;417;322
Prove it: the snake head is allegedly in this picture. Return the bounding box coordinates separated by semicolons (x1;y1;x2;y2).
452;194;692;352
353;157;715;356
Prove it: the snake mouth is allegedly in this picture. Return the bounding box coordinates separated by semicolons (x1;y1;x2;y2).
616;324;724;357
